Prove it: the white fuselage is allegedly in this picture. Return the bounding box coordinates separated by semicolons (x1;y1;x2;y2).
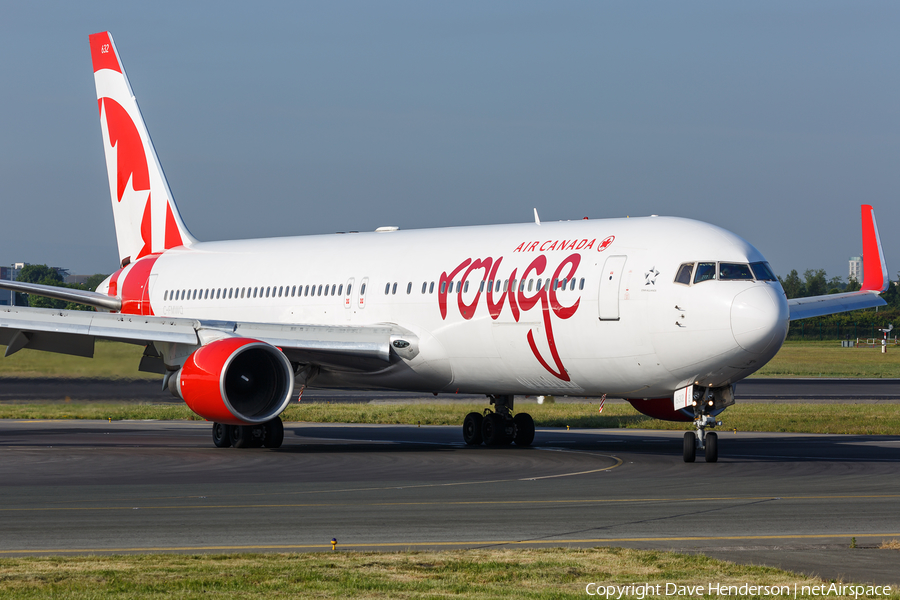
104;215;790;398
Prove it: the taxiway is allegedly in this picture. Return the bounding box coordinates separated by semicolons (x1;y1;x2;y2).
0;420;897;585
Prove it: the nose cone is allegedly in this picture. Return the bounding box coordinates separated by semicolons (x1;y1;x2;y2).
731;285;789;355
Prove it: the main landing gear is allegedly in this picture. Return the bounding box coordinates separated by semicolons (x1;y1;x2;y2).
211;417;284;449
462;395;535;447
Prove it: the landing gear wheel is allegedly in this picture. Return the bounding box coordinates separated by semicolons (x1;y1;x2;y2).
704;431;718;463
263;417;284;449
513;413;535;446
683;431;696;463
231;425;264;448
463;412;484;445
482;412;506;446
212;423;233;448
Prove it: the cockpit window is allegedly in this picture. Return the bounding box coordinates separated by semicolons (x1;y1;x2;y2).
674;263;694;285
750;261;777;281
694;262;716;284
718;263;754;280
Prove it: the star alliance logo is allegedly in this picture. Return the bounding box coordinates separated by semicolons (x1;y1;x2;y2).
644;267;659;286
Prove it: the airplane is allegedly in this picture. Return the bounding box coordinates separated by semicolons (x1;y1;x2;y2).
0;32;890;463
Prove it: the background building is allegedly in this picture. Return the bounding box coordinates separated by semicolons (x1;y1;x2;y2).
0;264;23;306
849;256;862;283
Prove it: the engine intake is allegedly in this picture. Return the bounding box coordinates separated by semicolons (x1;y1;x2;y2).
172;337;294;425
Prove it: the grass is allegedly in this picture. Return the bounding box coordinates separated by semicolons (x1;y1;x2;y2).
0;341;151;379
2;402;899;435
751;340;900;378
2;339;900;379
0;547;892;599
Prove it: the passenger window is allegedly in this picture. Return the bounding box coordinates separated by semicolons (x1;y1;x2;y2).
429;282;434;294
385;282;390;295
278;286;282;297
407;282;412;294
675;263;694;286
750;262;777;281
528;280;533;292
164;291;168;301
421;282;427;294
227;288;232;299
332;284;337;295
464;281;469;293
252;288;257;298
339;284;344;296
318;285;323;296
360;283;366;295
347;284;352;295
440;282;446;294
392;282;397;295
304;285;309;296
719;263;754;280
579;278;585;290
479;281;484;293
694;262;716;284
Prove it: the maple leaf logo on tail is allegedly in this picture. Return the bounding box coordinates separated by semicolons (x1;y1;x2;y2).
90;31;195;266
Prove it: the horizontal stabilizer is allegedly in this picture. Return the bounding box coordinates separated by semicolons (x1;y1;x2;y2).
0;280;122;311
788;290;885;321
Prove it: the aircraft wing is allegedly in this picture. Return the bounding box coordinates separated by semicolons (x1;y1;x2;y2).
788;290;886;321
788;205;890;322
0;305;395;371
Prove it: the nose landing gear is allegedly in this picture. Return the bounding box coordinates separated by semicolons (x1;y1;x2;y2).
683;416;720;463
462;394;535;447
683;385;727;463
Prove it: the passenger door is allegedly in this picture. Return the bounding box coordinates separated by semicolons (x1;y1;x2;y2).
598;255;627;321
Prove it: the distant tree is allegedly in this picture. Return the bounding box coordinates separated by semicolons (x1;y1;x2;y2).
16;264;63;285
17;264;66;309
83;274;109;292
827;275;844;295
846;277;862;292
882;280;900;309
803;269;827;297
779;270;804;299
15;264;100;311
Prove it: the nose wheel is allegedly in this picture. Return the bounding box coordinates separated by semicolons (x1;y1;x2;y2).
683;415;720;463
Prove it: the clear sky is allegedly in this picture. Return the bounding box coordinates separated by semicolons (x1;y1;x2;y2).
1;1;898;281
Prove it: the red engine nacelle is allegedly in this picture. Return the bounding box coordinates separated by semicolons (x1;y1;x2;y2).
172;337;294;426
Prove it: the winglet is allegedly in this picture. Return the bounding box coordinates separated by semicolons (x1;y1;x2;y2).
860;204;889;292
